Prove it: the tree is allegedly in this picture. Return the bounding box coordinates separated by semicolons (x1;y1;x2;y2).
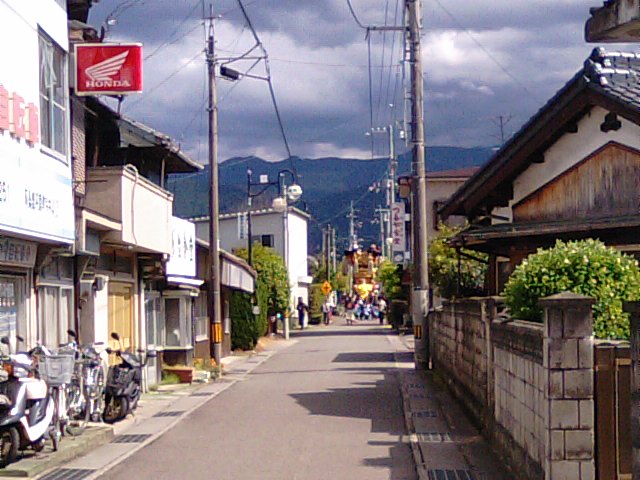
429;224;487;298
378;260;404;300
503;239;640;339
234;244;290;342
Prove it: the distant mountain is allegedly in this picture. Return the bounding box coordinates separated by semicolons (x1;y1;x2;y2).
167;146;494;253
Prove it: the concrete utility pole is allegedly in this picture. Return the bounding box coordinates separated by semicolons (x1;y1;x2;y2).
331;226;337;274
407;0;429;369
206;11;222;366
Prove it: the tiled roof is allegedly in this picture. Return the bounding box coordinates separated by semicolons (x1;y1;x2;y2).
440;47;640;218
584;47;640;109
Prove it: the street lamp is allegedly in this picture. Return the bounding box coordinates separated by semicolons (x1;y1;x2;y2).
246;169;301;339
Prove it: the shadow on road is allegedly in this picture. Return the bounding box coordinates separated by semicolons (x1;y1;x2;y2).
290;369;417;479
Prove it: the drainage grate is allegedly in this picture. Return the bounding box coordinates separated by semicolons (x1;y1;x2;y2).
111;434;152;443
406;383;425;389
153;410;185;418
413;410;438;418
417;432;453;443
39;468;95;480
427;470;475;480
191;392;213;397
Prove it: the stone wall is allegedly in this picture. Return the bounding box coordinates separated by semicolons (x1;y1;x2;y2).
430;293;595;480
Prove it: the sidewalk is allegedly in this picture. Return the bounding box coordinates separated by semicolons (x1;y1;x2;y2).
0;338;294;480
388;334;511;480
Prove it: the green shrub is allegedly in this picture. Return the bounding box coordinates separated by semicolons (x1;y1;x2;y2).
160;372;180;385
503;239;640;339
429;224;487;298
230;291;259;350
309;284;325;324
234;244;290;339
378;260;404;301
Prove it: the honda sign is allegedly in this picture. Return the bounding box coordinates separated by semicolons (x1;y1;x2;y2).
75;43;143;96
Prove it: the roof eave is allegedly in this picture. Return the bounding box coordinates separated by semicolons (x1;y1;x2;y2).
439;73;590;220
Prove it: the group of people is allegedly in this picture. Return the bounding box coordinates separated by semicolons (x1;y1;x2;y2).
343;293;387;326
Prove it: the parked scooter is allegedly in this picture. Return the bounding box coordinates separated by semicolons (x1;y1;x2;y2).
103;332;156;423
0;337;55;467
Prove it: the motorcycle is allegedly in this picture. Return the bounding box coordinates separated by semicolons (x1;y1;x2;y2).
0;337;55;467
103;332;156;424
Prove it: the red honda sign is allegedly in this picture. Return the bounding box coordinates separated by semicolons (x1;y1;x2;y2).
75;43;143;96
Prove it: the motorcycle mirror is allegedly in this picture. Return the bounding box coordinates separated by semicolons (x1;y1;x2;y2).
110;332;120;341
67;329;77;339
15;335;24;343
0;337;8;346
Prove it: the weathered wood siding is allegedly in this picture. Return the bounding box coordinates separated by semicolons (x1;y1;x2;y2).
514;142;640;222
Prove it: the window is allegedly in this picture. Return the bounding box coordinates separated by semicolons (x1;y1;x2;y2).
194;291;208;341
145;293;164;349
164;296;193;348
0;277;27;343
37;286;73;348
39;31;67;155
251;235;274;248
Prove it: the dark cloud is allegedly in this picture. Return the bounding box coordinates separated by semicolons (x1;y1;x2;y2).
88;0;611;163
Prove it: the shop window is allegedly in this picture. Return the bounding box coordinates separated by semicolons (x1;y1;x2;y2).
37;286;72;348
0;277;26;342
39;31;67;155
164;296;193;348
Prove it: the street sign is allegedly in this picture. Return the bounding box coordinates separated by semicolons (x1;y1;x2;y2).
321;281;332;295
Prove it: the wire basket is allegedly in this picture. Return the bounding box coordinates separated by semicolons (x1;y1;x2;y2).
38;354;75;386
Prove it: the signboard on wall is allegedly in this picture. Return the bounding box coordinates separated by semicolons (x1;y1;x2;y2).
0;237;37;268
166;217;196;278
0;3;74;244
391;202;406;256
75;43;143;96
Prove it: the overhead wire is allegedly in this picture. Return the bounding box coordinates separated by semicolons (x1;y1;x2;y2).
431;0;541;103
345;0;367;30
367;32;374;159
374;0;390;126
235;0;296;174
144;0;202;61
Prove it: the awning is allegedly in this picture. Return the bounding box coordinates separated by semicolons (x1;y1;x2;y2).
166;276;204;288
221;257;255;293
452;214;640;255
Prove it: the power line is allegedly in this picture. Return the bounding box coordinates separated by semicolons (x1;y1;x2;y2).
374;0;390;126
367;33;374;159
345;0;367;30
432;0;541;103
144;1;202;61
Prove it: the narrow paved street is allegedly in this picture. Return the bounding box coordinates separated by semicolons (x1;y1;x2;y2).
99;321;417;480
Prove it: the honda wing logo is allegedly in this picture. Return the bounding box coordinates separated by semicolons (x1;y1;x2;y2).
85;51;131;88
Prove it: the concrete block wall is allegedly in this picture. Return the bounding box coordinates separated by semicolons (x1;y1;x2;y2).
492;320;546;467
430;293;596;480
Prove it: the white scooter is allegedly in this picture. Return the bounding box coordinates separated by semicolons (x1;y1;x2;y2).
0;337;55;468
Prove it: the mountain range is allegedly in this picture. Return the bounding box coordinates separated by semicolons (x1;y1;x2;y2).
167;146;494;253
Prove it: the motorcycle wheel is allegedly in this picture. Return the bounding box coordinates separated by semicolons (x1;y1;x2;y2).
0;427;18;467
102;396;128;424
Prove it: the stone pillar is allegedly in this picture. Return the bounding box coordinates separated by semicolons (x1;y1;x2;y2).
624;301;640;480
540;292;595;480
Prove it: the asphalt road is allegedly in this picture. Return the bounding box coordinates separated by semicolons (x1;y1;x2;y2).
99;321;417;480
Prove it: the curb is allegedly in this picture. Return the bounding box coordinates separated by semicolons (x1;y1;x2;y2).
0;426;114;479
395;359;429;480
37;347;282;480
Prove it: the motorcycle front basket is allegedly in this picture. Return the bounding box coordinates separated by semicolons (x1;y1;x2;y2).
38;354;75;386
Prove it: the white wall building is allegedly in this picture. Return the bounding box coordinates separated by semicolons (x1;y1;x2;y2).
0;1;75;349
193;207;312;324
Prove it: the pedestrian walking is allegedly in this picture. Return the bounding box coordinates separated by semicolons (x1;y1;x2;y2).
296;297;309;330
344;296;355;325
322;297;333;325
378;297;387;325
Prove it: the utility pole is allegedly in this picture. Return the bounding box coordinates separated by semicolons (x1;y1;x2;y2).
326;224;333;281
407;0;429;369
331;226;337;274
206;9;222;366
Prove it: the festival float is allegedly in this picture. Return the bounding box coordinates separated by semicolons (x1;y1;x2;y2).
343;243;382;299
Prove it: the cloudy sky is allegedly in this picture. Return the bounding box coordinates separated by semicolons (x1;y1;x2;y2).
88;0;614;163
